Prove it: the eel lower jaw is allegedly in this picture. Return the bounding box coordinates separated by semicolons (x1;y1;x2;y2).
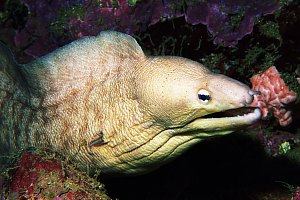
172;108;261;136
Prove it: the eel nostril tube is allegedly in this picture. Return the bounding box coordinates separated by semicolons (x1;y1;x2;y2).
249;90;261;96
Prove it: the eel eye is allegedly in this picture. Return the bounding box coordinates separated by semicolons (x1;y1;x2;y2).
198;89;211;104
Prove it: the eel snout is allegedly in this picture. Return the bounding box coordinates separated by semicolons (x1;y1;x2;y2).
206;74;257;109
198;74;263;129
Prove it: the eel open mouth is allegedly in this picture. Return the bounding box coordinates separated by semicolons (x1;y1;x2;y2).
204;107;258;119
177;108;262;134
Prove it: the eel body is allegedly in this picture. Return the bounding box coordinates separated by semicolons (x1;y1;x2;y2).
0;31;261;175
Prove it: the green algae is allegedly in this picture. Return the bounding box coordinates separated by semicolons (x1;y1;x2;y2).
279;141;291;155
50;5;86;38
281;70;300;102
201;53;224;73
127;0;139;6
258;21;282;44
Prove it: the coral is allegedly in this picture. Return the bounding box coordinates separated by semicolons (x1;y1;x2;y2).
13;0;179;61
293;187;300;200
1;151;110;199
256;130;299;157
1;0;280;61
249;66;297;126
185;0;280;46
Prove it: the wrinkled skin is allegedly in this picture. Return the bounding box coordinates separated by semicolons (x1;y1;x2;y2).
0;31;261;175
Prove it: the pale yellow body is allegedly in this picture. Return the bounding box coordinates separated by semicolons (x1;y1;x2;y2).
0;31;261;174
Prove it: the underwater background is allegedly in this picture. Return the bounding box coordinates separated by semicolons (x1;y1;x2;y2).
0;0;300;199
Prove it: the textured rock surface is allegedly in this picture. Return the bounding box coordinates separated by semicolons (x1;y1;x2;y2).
1;151;110;199
0;0;280;61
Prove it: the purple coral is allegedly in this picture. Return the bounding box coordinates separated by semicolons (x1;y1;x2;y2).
11;0;280;61
185;0;280;46
14;0;78;59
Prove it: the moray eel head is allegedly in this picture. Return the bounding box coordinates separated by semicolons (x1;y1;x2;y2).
136;57;261;134
115;56;262;174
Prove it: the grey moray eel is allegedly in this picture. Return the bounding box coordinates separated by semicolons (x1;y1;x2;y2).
0;31;261;175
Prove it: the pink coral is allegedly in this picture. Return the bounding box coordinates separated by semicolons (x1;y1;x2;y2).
292;187;300;200
4;152;110;199
249;66;297;126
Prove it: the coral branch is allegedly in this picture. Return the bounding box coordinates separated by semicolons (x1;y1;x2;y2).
249;66;297;126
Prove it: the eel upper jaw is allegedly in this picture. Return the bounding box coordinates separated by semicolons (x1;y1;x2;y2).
171;108;261;137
